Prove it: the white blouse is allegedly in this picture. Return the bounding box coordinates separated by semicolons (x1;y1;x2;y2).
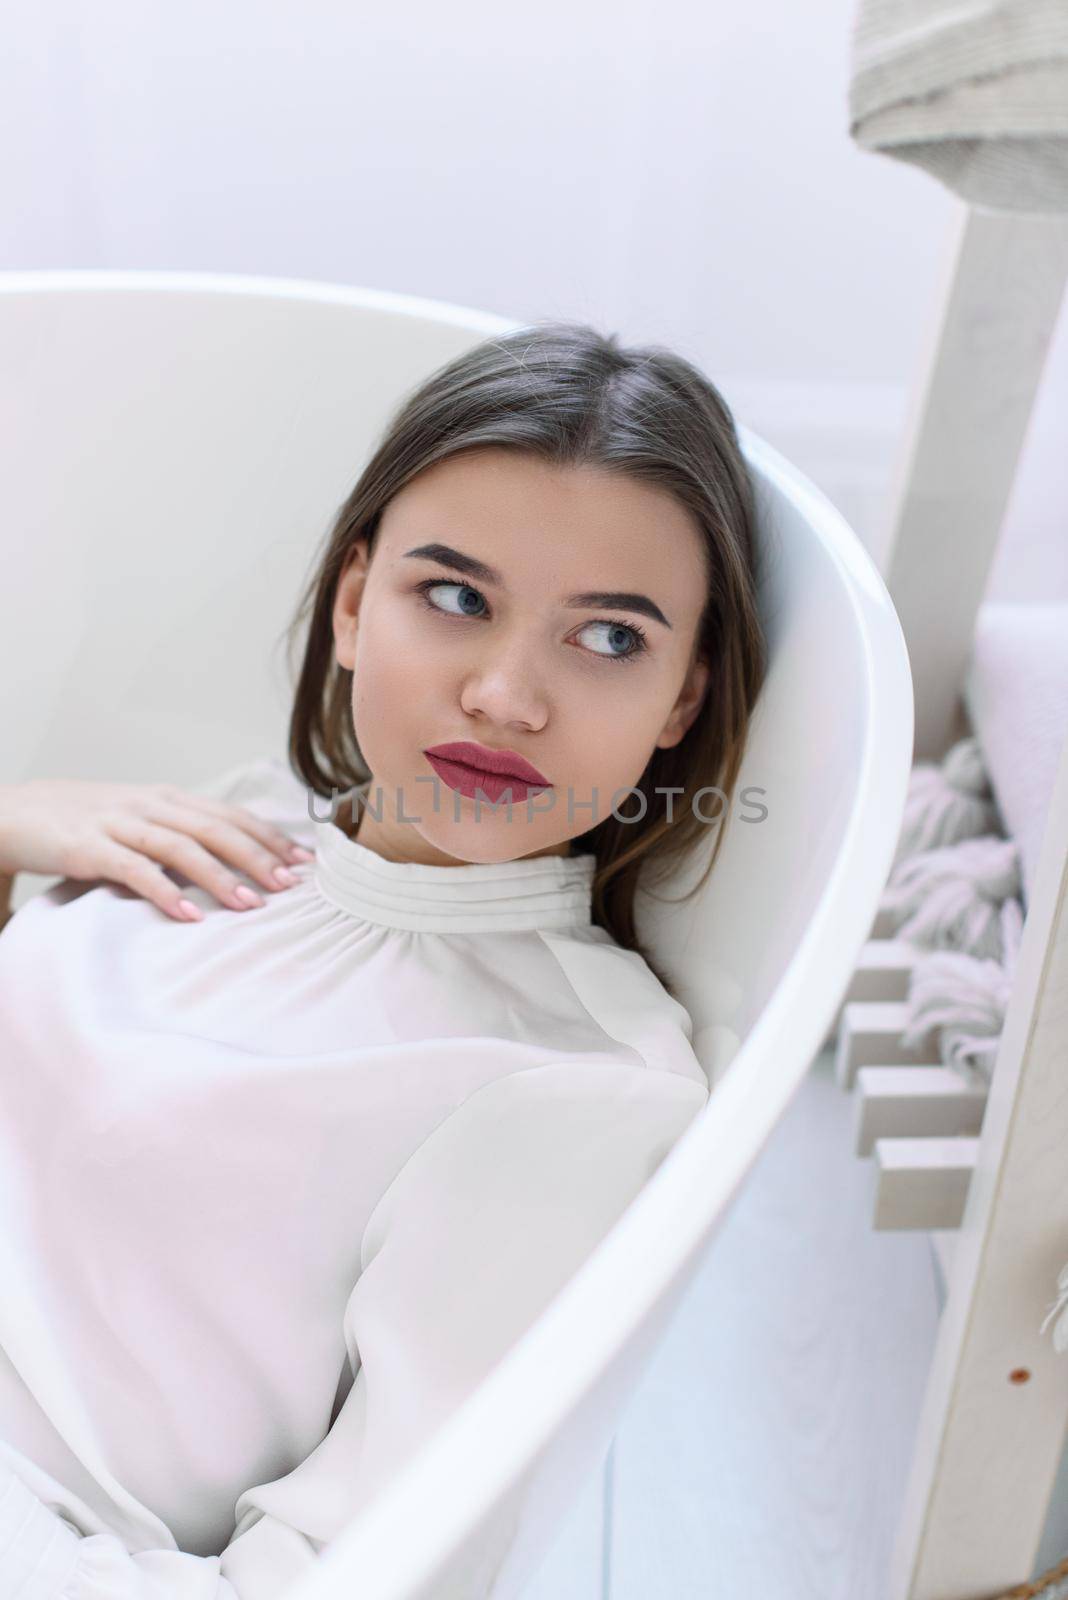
0;756;709;1599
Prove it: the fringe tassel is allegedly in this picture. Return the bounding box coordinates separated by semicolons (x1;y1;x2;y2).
892;735;1002;869
899;897;1024;1086
880;836;1021;960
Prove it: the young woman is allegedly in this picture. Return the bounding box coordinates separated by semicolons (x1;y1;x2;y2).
0;320;766;1597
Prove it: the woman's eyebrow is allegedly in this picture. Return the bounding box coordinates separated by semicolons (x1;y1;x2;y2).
403;542;673;629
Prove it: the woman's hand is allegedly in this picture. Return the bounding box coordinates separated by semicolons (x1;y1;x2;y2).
0;779;315;923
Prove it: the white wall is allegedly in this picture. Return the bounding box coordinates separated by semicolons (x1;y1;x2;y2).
2;0;1065;596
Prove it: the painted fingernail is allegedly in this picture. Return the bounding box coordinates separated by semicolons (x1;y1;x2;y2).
178;898;204;921
273;866;296;887
289;845;315;862
233;885;264;908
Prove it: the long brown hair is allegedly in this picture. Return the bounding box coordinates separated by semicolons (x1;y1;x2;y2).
285;320;767;995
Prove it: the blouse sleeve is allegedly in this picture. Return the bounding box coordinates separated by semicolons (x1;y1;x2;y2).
1;1060;707;1600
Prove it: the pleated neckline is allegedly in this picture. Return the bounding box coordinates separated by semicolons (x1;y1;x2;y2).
312;819;596;933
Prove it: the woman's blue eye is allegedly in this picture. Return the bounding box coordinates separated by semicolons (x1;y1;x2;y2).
420;580;486;617
577;619;649;663
414;579;648;665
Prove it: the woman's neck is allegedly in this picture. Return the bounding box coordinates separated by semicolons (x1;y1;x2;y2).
340;786;574;867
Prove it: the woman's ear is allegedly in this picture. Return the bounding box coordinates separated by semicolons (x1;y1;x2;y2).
656;654;710;751
332;541;371;671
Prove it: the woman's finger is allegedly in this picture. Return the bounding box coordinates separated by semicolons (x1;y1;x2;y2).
94;840;209;923
139;803;314;896
159;788;315;866
107;817;293;912
216;805;317;866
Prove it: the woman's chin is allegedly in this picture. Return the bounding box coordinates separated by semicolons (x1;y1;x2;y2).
418;821;569;867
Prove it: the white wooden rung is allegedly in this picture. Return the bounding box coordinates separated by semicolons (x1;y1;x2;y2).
855;938;918;988
872;1136;979;1230
854;1065;987;1155
823;938;920;1046
834;1000;941;1090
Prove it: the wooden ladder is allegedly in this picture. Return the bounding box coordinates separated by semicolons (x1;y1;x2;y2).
841;203;1068;1596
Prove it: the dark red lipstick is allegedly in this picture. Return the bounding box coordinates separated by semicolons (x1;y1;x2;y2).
423;741;552;804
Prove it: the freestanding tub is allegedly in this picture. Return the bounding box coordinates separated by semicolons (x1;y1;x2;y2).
0;271;914;1598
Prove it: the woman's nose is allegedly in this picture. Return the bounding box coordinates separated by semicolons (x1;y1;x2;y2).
459;643;549;727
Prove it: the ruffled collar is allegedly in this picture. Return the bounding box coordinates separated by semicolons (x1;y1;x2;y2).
312;819;596;933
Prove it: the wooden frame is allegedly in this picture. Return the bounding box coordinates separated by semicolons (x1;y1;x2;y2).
888;716;1068;1596
853;202;1068;1592
880;205;1068;761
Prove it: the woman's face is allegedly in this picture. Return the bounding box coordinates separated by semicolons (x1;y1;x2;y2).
331;447;711;866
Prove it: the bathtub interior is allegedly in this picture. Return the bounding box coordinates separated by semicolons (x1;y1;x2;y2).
635;422;901;1089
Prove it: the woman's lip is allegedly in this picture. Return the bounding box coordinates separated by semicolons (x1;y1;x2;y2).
424;742;551;786
423;752;553;802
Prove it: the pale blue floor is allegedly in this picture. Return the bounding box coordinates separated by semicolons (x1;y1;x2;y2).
523;1047;942;1600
